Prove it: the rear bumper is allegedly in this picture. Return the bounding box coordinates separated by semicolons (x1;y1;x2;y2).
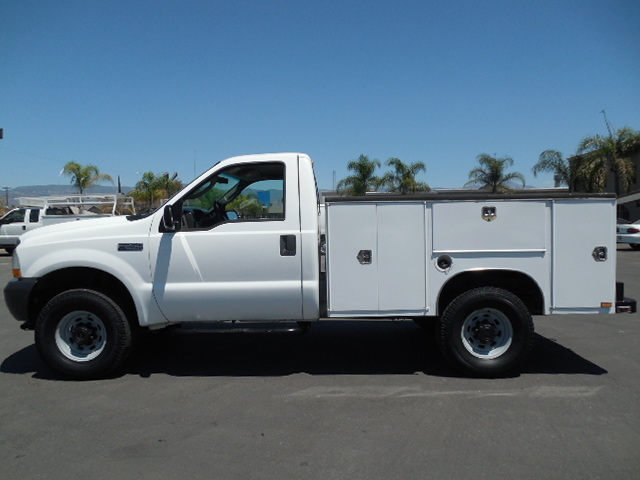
616;234;640;244
616;282;637;313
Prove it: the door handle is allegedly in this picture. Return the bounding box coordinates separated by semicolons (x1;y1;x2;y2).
280;235;296;256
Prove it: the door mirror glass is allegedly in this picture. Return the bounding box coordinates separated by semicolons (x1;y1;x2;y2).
162;205;181;232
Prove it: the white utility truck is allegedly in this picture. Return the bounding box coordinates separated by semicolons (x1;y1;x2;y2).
4;153;635;379
0;195;135;254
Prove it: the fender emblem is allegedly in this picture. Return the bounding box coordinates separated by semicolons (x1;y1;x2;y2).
118;243;143;252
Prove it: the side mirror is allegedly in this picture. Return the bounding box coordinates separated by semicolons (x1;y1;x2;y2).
162;205;181;232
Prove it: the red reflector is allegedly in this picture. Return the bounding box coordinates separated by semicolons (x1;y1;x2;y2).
628;228;640;234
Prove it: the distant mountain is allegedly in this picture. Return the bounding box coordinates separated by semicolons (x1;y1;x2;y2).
4;185;133;208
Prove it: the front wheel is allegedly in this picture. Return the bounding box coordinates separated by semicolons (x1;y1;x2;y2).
437;287;534;377
35;289;133;379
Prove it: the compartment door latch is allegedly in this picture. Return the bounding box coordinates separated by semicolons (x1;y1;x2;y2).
357;250;372;265
592;246;608;262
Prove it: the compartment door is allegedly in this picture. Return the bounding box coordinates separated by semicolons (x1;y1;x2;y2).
552;200;616;310
326;203;426;315
326;204;378;312
377;203;426;311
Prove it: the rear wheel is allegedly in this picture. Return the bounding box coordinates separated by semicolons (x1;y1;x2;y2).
438;287;534;377
35;289;133;379
629;244;640;250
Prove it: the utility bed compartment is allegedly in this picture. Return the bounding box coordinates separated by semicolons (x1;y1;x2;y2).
325;202;427;316
324;194;617;318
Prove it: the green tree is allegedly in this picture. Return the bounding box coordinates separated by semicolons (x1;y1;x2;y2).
532;150;574;190
130;171;183;209
155;172;183;199
62;162;113;194
227;193;263;217
131;171;160;210
465;154;525;193
336;154;382;196
575;126;640;194
381;157;430;194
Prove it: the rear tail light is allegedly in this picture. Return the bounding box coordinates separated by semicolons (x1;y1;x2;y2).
628;228;640;234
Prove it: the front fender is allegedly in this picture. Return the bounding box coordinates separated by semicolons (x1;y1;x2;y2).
22;247;167;327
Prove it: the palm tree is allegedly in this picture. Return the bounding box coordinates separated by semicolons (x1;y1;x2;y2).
62;162;114;194
155;172;183;199
465;154;525;193
132;171;160;209
336;154;382;196
532;150;574;190
575;126;640;194
381;157;430;194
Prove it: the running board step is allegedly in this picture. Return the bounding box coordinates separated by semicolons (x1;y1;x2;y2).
171;321;311;335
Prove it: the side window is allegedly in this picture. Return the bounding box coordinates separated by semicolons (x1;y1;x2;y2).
180;162;285;230
227;178;285;220
29;209;40;222
1;209;26;224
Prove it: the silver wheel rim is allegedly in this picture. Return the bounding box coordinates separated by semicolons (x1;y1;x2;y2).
55;310;107;362
461;308;513;359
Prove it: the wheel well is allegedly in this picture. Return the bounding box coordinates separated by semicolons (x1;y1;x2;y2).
437;270;544;316
28;267;138;329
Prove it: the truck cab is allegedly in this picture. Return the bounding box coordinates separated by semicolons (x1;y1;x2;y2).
153;153;321;323
0;207;41;253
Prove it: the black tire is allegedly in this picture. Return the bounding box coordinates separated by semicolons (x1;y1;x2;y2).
35;289;133;380
629;244;640;250
437;287;534;377
4;246;14;255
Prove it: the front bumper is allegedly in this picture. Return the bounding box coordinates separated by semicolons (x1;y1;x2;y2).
4;277;38;326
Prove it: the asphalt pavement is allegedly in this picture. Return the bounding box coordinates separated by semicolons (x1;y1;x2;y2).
1;248;639;479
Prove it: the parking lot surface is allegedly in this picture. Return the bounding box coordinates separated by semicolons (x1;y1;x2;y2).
1;249;639;479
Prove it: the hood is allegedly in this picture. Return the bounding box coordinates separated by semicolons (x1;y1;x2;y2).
19;215;150;248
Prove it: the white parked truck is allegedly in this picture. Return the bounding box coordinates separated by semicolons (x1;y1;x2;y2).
0;194;135;254
4;153;635;379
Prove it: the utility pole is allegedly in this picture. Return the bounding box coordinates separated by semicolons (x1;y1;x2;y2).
600;110;614;139
1;129;5;206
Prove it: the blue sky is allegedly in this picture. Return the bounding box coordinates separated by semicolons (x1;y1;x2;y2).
1;0;639;191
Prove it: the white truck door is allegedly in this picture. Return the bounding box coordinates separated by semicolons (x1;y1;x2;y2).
0;208;29;245
25;208;41;233
149;160;304;323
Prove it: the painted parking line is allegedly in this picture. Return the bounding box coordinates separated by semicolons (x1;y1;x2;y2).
288;385;603;399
